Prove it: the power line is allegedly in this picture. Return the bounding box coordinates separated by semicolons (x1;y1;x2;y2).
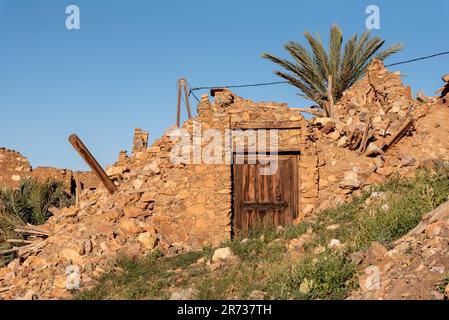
385;50;449;67
188;89;200;102
188;50;449;92
190;80;288;91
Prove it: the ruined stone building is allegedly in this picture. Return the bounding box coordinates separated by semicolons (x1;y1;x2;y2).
2;59;449;299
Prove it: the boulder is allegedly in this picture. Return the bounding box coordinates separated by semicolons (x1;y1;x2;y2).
137;232;157;250
170;288;198;300
212;247;237;263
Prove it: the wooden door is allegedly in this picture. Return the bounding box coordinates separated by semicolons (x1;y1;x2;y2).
233;155;298;235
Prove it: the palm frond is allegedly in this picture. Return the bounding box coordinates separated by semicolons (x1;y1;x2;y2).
262;24;404;116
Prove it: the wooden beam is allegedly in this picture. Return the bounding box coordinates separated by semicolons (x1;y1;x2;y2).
382;117;413;151
176;80;182;127
68;134;117;195
232;120;302;129
233;146;301;154
358;115;373;155
291;107;325;117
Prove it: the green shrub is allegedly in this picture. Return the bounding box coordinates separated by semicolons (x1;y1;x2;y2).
0;178;74;266
266;250;356;300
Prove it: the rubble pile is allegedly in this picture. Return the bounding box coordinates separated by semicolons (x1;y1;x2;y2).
350;201;449;300
436;73;449;104
313;59;420;155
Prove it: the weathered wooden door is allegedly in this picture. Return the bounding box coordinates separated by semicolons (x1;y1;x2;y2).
233;155;298;235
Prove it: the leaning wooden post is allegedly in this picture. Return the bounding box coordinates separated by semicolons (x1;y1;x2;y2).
68;134;117;195
176;80;182;127
181;79;192;120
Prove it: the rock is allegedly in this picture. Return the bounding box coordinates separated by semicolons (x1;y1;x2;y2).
196;257;208;265
328;131;341;141
132;179;144;190
170;288;198;300
287;232;313;259
83;239;93;254
249;290;266;300
124;206;149;218
370;191;386;200
321;121;336;134
365;143;385;157
212;247;237;263
137;232;157;250
416;90;430;103
359;265;381;291
208;262;221;271
373;156;385;169
326;224;340;231
140;191;156;202
313;117;332;127
143;161;161;175
366;242;388;264
302;204;314;215
432;290;445;300
421;159;435;170
328;239;342;251
425;222;443;238
377;166;394;177
340;171;361;189
337;137;348;147
119;218;142;234
54;276;68;289
59;248;80;262
299;279;314;294
349;251;365;265
445;284;449;298
401;156;416;167
106;166;125;176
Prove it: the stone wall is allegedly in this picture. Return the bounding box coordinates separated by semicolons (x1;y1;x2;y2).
102;89;320;248
0;148;32;188
0;148;97;194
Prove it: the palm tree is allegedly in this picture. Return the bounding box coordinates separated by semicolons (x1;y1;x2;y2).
262;24;403;118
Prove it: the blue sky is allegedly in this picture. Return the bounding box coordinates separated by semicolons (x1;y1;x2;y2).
0;0;448;170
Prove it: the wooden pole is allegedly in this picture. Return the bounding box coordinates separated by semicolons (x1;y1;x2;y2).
176;80;182;127
176;78;193;127
181;79;192;120
68;134;117;195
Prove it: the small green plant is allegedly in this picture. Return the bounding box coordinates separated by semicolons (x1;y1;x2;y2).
266;250;357;300
0;178;74;266
0;178;73;226
436;274;449;295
